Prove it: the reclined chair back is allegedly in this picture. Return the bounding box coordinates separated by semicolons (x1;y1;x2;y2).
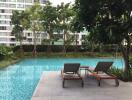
94;62;113;73
64;63;80;74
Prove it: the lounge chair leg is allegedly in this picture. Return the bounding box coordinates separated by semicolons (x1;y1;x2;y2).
82;80;84;87
98;79;101;86
63;79;65;88
115;79;119;87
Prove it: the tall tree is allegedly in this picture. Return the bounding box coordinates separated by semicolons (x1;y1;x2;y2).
56;3;75;52
26;2;43;56
40;1;58;52
11;10;29;54
75;0;132;79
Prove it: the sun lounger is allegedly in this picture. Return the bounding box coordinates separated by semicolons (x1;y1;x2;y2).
61;63;84;88
88;62;119;87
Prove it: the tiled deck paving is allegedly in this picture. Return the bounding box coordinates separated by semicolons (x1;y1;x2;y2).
32;71;132;100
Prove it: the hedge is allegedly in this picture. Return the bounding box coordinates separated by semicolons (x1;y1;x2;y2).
13;45;120;53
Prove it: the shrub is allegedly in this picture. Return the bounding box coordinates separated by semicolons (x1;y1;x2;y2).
0;46;13;60
109;67;132;81
51;45;63;52
13;44;119;53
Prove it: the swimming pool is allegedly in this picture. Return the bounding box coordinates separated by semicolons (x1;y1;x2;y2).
0;58;124;100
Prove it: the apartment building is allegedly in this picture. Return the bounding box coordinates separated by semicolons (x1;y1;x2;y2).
0;0;86;46
0;0;46;46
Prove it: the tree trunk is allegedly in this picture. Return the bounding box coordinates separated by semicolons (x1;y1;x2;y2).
74;34;78;52
19;39;23;53
63;30;66;53
47;34;51;53
99;43;103;53
120;38;130;73
33;29;37;57
91;42;94;52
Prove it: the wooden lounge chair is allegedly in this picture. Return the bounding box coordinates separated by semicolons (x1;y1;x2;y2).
88;62;119;87
61;63;84;88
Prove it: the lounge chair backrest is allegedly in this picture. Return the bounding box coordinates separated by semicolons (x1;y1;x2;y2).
94;62;113;73
64;63;80;73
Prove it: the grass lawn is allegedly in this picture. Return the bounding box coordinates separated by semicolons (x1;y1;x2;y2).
0;58;20;69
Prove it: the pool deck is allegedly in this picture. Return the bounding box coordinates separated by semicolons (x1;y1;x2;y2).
32;71;132;100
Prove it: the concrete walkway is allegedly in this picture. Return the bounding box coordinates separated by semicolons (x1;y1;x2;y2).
32;71;132;100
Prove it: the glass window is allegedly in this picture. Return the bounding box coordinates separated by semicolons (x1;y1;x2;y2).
0;15;6;19
25;5;31;8
0;32;8;36
9;4;16;8
25;0;32;3
82;35;86;40
11;38;16;41
0;9;5;13
0;26;6;30
0;38;8;41
40;0;46;4
8;0;16;2
0;0;7;2
17;4;24;8
28;38;32;42
17;0;24;3
0;3;7;7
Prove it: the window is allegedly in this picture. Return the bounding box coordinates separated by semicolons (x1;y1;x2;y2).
28;38;32;42
17;4;24;8
0;15;6;19
0;9;5;13
40;0;46;4
25;5;31;8
75;34;79;40
11;38;16;41
8;0;16;2
0;38;7;41
17;0;24;3
10;44;15;46
0;26;6;30
0;0;7;2
27;33;31;36
9;4;16;8
0;21;7;24
0;32;8;36
25;0;32;3
82;35;86;40
0;3;7;7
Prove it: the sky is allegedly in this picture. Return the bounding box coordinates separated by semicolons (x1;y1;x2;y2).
50;0;75;6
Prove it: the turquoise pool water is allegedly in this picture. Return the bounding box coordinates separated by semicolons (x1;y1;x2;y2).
0;58;124;100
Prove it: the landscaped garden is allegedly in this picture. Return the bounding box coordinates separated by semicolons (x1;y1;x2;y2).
0;0;132;100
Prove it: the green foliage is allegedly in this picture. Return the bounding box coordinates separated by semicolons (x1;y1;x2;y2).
75;0;132;44
109;67;132;81
109;67;124;79
42;39;51;45
26;2;43;32
0;59;20;69
56;2;76;50
56;2;75;31
75;0;132;77
40;1;58;42
11;10;30;41
0;46;13;59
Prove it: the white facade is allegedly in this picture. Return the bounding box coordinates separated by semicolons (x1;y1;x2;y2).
0;0;46;46
0;0;86;46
